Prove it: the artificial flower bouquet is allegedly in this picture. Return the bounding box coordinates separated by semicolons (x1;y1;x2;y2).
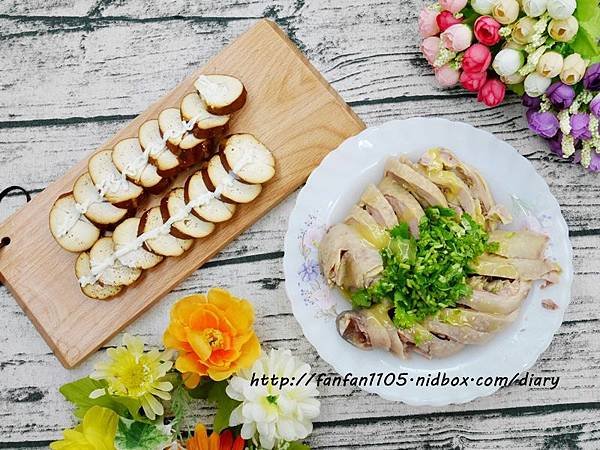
419;0;600;171
51;289;320;450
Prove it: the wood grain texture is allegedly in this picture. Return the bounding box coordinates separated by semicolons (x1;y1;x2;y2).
0;0;599;448
0;19;365;368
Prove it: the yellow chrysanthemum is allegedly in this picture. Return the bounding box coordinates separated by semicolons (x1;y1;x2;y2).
90;334;173;420
50;406;118;450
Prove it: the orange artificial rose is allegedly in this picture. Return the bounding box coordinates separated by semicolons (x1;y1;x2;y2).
163;288;260;386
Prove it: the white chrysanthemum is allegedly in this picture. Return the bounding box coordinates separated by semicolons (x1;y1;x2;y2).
227;348;320;450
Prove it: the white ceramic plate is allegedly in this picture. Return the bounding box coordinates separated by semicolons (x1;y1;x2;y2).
283;118;573;406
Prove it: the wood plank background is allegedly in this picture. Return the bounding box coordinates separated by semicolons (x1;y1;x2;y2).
0;0;598;448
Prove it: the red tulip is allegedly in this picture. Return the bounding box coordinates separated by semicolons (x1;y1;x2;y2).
477;78;506;107
462;44;492;73
460;70;488;92
473;15;501;46
436;11;463;32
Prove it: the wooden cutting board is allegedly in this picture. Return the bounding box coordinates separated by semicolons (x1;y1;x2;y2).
0;19;365;368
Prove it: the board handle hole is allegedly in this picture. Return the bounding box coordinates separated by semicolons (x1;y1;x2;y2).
0;237;10;248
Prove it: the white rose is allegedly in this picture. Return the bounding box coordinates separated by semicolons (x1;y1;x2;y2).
536;51;564;78
471;0;495;14
547;0;576;20
501;72;526;85
524;72;552;97
548;16;579;42
522;0;548;17
492;48;525;76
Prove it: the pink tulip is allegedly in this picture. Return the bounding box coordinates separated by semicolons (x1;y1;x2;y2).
460;70;488;92
462;43;492;72
477;78;506;107
439;0;468;14
440;23;472;52
436;10;463;32
435;64;461;87
421;36;441;65
419;8;440;38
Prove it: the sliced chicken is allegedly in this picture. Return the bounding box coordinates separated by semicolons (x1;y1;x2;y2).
337;301;406;358
112;138;167;193
160;188;215;239
219;134;275;184
417;156;483;222
459;278;532;315
359;184;398;230
184;170;236;222
112;218;163;269
75;252;123;300
194;74;247;115
385;157;448;208
138;207;194;257
377;176;424;237
72;173;131;229
49;193;100;252
207;153;262;203
319;223;383;290
485;204;513;231
180;92;230;139
422;318;493;345
344;205;390;250
397;324;464;359
138;120;181;178
436;307;519;333
89;237;142;287
88;150;144;208
473;254;561;283
488;230;549;259
423;148;495;214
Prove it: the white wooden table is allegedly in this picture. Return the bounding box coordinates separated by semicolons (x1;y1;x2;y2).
0;1;599;448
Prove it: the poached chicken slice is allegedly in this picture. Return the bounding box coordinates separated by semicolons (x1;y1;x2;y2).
138;206;194;257
218;134;275;184
112;218;163;269
112;138;168;193
73;173;131;229
160;188;215;239
180;92;230;139
385;157;448;208
184;170;236;223
89;237;142;287
49;193;100;252
207;153;262;203
138;120;181;178
194;74;247;115
75;252;123;300
88;149;144;208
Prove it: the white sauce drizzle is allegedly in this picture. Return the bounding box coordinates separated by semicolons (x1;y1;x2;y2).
57;105;204;238
78;151;253;287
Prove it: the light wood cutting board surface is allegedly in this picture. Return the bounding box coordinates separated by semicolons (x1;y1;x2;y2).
0;19;365;368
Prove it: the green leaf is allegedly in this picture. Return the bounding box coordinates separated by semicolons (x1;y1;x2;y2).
507;82;525;96
207;381;241;433
60;377;142;420
187;377;215;399
114;418;172;450
571;0;600;62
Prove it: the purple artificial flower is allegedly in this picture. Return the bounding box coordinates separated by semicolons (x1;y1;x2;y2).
583;63;600;91
590;93;600;118
546;82;576;109
528;111;560;138
570;113;592;140
546;131;564;157
522;93;541;110
589;151;600;173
